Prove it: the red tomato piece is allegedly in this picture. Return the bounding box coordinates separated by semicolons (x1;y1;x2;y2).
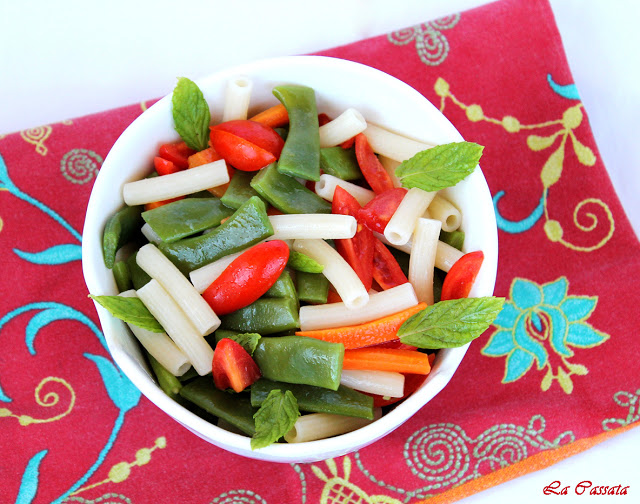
202;241;290;315
210;129;277;171
332;186;374;290
354;133;395;194
441;250;485;300
210;119;284;158
357;187;407;234
159;141;195;170
153;156;181;176
372;239;408;290
212;338;261;392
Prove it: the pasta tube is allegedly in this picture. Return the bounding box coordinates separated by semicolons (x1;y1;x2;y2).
384;187;436;245
318;108;367;147
222;76;253;121
293;239;369;310
408;218;442;304
284;409;382;443
137;279;214;376
314;174;375;206
363;123;435;162
269;214;356;240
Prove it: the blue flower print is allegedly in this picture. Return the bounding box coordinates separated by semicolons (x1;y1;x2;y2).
482;277;609;394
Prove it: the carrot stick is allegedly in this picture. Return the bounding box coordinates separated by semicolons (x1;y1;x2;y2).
249;103;289;128
295;302;426;349
342;347;432;374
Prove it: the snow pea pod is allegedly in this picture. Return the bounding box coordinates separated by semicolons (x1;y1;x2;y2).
251;162;331;214
158;196;273;275
220;170;265;210
112;260;132;292
179;377;256;436
273;85;320;181
264;270;298;304
147;353;186;406
102;205;143;268
320;147;362;181
251;378;374;420
252;336;344;390
126;252;151;290
296;271;328;304
219;296;299;335
141;197;233;242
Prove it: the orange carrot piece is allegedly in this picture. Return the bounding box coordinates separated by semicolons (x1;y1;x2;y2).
295;302;426;349
249;104;289;128
144;196;183;211
188;147;232;197
342;348;432;374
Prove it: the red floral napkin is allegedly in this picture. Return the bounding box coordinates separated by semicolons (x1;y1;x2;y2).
2;0;639;502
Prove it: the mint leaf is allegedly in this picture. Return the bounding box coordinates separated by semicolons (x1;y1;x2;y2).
251;389;300;449
288;250;324;273
89;294;164;333
227;333;261;356
395;142;484;192
398;297;504;348
172;77;211;151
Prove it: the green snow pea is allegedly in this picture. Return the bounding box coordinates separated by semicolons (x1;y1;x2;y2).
273;85;320;181
264;270;298;303
158;196;273;275
220;170;265;210
320;147;362;181
179;377;256;436
219;296;299;335
141;197;233;242
252;336;344;390
296;271;329;304
251;379;373;420
126;252;151;290
147;353;186;406
251;163;331;214
102;205;143;268
112;260;132;292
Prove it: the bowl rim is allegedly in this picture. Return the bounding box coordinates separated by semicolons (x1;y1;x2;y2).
82;54;498;463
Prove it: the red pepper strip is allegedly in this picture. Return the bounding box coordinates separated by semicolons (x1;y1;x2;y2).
209;129;276;172
340;137;355;149
354;133;395;194
202;240;290;315
317;113;332;126
372;238;408;290
212;338;261;392
369;373;429;407
153;156;181;176
441;250;485;300
159;141;195;170
357;187;407;234
332;186;374;290
210;119;284;158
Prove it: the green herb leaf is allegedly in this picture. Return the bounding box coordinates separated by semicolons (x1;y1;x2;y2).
225;332;262;356
171;77;211;151
287;250;324;273
251;389;300;450
398;297;504;348
395;142;484;192
89;294;164;333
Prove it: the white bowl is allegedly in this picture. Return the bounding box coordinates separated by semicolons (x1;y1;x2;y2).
82;55;498;463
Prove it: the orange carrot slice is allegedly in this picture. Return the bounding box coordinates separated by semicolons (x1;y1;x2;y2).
249;103;289;128
342;347;432;374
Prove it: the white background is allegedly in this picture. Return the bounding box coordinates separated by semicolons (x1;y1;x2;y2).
1;1;638;502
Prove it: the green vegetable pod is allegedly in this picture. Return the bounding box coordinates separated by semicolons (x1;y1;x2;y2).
219;297;299;335
272;85;320;181
112;260;132;292
102;205;143;268
141;197;233;243
251;163;331;214
251;379;374;420
296;271;329;304
252;336;344;391
264;270;298;304
320;147;362;181
220;170;265;210
126;251;151;290
179;377;256;436
158;196;273;274
147;353;186;406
